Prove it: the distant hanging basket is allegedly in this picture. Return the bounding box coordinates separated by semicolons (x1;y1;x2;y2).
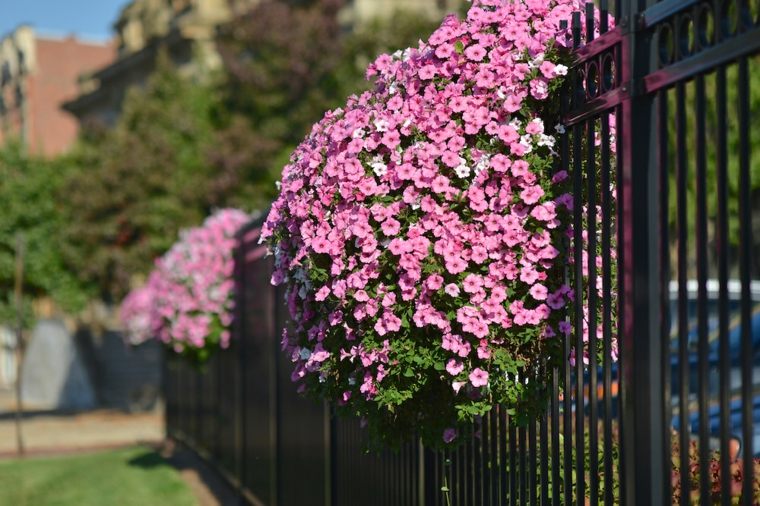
262;0;600;446
120;208;250;365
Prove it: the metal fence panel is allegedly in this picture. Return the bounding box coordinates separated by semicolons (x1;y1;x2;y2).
164;2;759;504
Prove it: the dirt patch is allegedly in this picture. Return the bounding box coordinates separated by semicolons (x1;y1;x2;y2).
160;440;240;506
0;407;163;456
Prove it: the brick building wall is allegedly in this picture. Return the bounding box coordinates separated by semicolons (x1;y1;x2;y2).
0;28;115;157
27;36;115;156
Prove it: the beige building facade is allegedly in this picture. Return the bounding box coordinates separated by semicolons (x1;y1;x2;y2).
341;0;463;24
63;0;463;126
63;0;253;125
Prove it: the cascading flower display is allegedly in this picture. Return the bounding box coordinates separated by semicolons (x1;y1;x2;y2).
120;209;250;364
120;271;162;346
262;0;590;445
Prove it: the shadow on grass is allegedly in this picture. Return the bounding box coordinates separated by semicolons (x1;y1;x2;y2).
132;441;239;505
127;451;169;469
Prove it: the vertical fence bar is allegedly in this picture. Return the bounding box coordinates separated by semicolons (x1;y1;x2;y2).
715;62;731;506
736;56;754;506
235;229;248;502
675;80;690;506
657;88;672;506
619;0;665;501
600;107;614;506
595;0;613;500
570;14;585;506
561;125;574;506
583;3;600;503
540;405;549;505
509;414;517;506
529;419;538;505
551;368;561;506
499;407;508;504
694;73;710;506
557;21;571;506
586;114;600;506
480;419;487;506
491;410;500;506
572;127;586;506
519;425;527;506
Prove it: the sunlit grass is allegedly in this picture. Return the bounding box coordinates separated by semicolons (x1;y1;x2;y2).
0;446;196;506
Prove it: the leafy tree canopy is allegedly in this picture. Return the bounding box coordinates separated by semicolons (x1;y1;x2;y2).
61;52;221;300
60;1;450;301
0;142;90;324
209;0;441;207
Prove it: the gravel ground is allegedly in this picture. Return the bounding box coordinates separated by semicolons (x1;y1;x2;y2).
0;405;163;456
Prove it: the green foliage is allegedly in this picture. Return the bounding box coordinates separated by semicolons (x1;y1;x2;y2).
210;1;440;205
665;60;760;270
61;53;221;300
0;142;90;324
59;4;439;301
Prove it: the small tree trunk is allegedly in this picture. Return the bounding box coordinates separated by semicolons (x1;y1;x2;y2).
14;233;25;457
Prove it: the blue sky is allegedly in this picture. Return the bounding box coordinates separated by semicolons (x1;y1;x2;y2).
0;0;129;42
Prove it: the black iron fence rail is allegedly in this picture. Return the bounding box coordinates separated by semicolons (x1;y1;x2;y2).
165;0;759;504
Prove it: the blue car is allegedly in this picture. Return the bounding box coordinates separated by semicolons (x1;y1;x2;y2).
668;279;760;459
567;280;758;458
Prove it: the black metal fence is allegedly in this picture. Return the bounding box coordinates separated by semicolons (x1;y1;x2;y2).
165;0;759;504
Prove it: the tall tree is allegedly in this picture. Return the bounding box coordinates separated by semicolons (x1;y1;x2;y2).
62;54;219;300
209;0;440;205
0;143;89;322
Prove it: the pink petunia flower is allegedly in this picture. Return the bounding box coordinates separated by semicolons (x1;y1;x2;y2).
469;368;489;388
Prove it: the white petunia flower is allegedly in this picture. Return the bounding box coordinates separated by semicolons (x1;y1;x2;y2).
519;135;533;154
475;155;491;174
555;123;566;134
537;134;556;147
374;118;389;132
370;155;387;177
554;64;569;76
454;163;471;179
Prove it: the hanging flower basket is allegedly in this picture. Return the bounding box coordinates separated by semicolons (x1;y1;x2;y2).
262;0;590;446
120;208;250;364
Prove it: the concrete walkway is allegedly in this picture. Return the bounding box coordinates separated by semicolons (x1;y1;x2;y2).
0;408;164;456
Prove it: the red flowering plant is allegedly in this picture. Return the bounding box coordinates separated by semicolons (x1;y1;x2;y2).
120;209;250;364
670;432;760;505
262;0;593;446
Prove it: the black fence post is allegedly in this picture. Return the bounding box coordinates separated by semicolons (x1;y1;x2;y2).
618;0;664;504
324;403;335;506
234;226;248;505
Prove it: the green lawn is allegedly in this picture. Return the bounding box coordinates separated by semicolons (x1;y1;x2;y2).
0;446;197;506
